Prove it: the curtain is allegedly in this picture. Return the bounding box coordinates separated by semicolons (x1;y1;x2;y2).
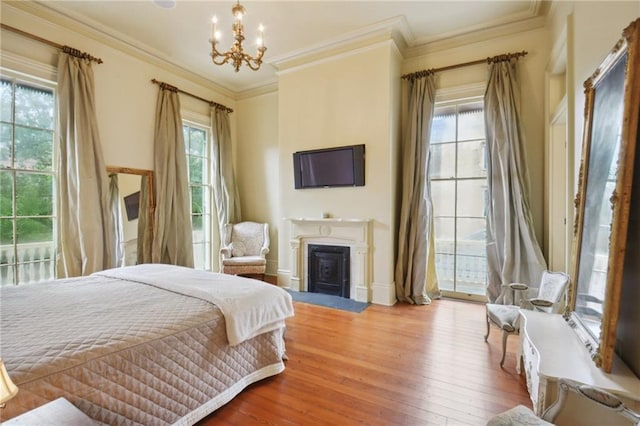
151;85;194;267
56;52;116;277
109;173;124;267
136;174;153;264
484;59;547;303
211;107;241;240
395;74;440;304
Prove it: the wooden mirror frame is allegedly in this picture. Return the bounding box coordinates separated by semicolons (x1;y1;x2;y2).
567;19;640;373
106;166;155;259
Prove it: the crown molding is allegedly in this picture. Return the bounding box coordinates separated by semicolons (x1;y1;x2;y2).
270;15;410;71
236;81;279;101
5;1;237;99
405;15;547;58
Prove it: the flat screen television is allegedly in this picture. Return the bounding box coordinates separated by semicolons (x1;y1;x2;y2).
293;144;365;189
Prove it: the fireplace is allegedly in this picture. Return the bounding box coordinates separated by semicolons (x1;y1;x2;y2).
308;244;350;298
288;218;371;302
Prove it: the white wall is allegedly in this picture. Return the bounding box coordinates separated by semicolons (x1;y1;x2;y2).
276;41;401;305
236;91;280;275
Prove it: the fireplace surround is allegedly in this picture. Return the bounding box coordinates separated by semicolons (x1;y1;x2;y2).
288;218;371;302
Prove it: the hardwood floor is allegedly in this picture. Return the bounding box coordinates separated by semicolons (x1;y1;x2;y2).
199;298;531;425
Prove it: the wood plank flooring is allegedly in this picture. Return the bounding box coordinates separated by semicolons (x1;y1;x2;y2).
199;298;531;425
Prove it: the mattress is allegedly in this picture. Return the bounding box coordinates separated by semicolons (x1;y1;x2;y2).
0;265;294;425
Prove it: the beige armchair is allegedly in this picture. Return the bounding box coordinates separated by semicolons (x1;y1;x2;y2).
484;270;570;367
220;221;269;280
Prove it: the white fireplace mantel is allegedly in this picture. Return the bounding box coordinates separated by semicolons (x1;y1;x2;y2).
287;218;372;302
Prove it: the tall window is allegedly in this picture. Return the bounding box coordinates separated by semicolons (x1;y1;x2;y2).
429;99;487;297
0;75;57;286
183;122;212;270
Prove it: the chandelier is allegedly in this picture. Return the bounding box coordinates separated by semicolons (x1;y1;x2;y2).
210;1;267;72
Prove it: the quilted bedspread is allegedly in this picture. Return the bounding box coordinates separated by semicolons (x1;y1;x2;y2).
0;265;294;425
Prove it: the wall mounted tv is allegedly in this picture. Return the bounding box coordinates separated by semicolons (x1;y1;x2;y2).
293;144;365;189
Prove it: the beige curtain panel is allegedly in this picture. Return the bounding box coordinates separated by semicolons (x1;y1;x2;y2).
136;174;152;264
109;173;125;267
395;74;440;304
56;52;116;277
484;59;547;302
211;107;241;239
151;87;194;267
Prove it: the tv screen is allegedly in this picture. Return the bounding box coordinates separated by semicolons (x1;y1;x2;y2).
293;144;365;189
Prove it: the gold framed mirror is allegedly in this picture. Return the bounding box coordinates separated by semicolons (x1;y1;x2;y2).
107;166;154;266
567;19;640;373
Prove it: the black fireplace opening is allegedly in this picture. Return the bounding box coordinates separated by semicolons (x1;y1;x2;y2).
308;244;350;298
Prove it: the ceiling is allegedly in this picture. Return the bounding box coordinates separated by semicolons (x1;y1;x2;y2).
38;1;547;95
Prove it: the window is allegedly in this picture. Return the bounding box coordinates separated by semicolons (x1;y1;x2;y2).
0;75;57;285
429;99;487;297
183;122;212;270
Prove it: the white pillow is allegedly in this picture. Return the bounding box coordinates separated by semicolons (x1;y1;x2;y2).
232;241;246;257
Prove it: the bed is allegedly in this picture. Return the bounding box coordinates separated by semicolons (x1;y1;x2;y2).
0;264;294;424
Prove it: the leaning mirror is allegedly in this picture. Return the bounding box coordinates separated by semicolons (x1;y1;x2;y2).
107;166;154;266
567;19;640;373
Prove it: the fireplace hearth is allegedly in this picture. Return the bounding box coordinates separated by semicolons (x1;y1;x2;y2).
308;244;350;298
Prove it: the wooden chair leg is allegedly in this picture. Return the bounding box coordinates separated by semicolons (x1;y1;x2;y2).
484;311;491;342
500;330;509;368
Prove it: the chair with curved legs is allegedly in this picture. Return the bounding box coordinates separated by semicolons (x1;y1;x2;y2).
484;270;570;367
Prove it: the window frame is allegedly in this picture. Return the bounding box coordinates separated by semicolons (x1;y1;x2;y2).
1;70;58;286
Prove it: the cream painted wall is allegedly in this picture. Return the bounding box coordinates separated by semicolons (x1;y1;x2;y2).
1;2;235;173
403;26;550;247
276;41;401;305
236;92;280;275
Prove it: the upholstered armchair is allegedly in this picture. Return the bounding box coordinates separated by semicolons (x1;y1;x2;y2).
484;270;570;367
487;378;640;425
220;222;269;280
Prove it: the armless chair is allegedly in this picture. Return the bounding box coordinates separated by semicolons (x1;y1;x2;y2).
220;222;269;280
484;270;570;367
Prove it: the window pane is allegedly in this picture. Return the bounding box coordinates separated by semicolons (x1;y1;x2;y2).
429;143;455;179
1;79;13;123
0;171;13;216
456;179;487;218
457;140;486;178
434;217;455;292
16;217;53;244
458;102;484;141
189;127;206;156
455;217;486;295
0;218;14;245
16;173;54;216
188;156;204;184
431;180;455;217
431;107;456;144
1;123;12;168
15;126;53;170
15;83;54;130
191;186;204;215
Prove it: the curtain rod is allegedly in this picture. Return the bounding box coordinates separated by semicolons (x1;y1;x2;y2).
1;23;103;64
401;50;528;80
151;79;234;114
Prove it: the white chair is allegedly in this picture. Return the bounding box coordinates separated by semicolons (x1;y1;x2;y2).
487;378;640;425
484;270;570;367
220;221;269;280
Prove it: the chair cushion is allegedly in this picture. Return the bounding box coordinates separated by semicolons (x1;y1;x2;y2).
231;241;246;257
487;405;553;426
486;304;520;332
222;256;266;266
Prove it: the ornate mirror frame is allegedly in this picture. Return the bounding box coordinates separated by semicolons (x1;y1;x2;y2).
107;166;155;263
567;19;640;373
